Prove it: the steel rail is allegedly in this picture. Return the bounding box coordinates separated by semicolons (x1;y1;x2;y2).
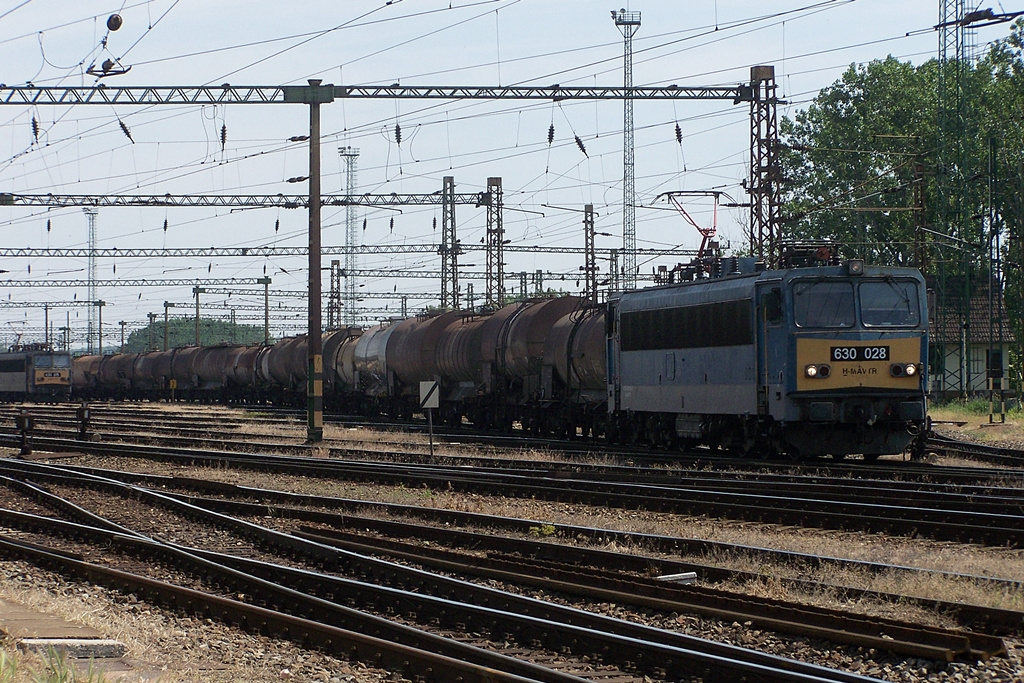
3;431;1022;547
21;415;1024;517
0;521;565;683
293;525;1004;661
3;453;1022;636
0;462;877;683
4;403;1017;486
927;433;1024;467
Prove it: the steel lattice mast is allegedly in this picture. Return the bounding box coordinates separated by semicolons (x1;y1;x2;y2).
936;0;967;397
81;207;98;353
440;176;461;309
613;9;641;290
748;66;782;268
338;147;360;325
485;177;504;308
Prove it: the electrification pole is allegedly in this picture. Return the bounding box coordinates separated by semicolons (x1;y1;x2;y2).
193;286;206;345
613;9;641;290
339;146;359;325
95;300;105;355
82;207;98;353
583;204;598;306
257;276;271;344
485;177;504;308
163;302;174;350
440;175;462;309
304;80;327;443
147;313;157;351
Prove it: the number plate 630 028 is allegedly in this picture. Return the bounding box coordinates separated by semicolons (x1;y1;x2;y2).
830;346;889;361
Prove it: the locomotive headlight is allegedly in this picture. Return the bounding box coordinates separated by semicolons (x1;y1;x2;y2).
891;363;918;377
805;364;830;379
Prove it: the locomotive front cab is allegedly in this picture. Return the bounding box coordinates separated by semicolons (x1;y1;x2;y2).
775;264;928;458
32;351;73;398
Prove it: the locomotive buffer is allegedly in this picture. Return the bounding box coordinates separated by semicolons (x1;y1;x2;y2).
419;381;440;459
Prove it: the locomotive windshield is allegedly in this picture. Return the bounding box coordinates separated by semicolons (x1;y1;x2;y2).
860;280;920;327
792;278;921;328
793;281;855;328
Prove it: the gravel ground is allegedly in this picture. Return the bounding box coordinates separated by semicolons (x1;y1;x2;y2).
2;428;1024;682
0;560;402;683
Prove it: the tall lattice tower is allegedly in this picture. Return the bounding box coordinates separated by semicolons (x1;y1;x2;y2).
439;176;461;309
339;147;360;325
82;207;98;353
327;260;341;329
612;9;640;291
485;177;505;308
935;0;969;396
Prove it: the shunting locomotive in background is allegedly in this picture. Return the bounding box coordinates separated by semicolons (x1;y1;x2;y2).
607;247;929;459
0;343;72;400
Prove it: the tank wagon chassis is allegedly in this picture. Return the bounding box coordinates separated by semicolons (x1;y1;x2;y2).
66;258;929;461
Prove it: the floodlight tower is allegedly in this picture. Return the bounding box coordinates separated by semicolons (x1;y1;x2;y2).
339;146;360;325
612;8;641;290
82;207;98;353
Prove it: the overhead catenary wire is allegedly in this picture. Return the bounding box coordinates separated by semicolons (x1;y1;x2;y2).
0;1;977;334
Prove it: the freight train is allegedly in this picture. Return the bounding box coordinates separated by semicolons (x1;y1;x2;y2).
67;254;929;459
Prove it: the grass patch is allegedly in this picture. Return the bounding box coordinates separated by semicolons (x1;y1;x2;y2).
929;400;1024;447
0;646;108;683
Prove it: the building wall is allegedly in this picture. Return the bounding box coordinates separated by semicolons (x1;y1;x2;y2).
933;341;1014;397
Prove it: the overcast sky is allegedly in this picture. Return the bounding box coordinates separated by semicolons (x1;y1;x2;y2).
0;0;1018;346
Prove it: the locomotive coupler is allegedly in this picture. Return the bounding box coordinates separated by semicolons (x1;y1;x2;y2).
16;409;34;456
77;403;91;441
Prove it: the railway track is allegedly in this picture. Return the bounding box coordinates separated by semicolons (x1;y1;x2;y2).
4;403;1022;486
0;458;891;683
926;432;1024;467
4;449;1023;639
4;425;1023;550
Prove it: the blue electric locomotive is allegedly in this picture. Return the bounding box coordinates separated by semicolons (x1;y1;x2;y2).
606;258;928;458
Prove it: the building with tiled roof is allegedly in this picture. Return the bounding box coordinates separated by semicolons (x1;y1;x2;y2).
927;276;1016;397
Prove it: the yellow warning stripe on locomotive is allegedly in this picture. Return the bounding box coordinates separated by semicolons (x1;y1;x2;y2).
795;337;922;391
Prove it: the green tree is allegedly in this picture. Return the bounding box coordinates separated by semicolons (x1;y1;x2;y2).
121;317;271;353
781;57;936;265
780;28;1024;270
780;20;1024;389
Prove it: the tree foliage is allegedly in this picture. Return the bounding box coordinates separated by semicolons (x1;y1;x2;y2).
780;20;1024;274
120;317;270;353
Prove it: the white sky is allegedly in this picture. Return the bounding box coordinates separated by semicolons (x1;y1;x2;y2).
0;0;1017;345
